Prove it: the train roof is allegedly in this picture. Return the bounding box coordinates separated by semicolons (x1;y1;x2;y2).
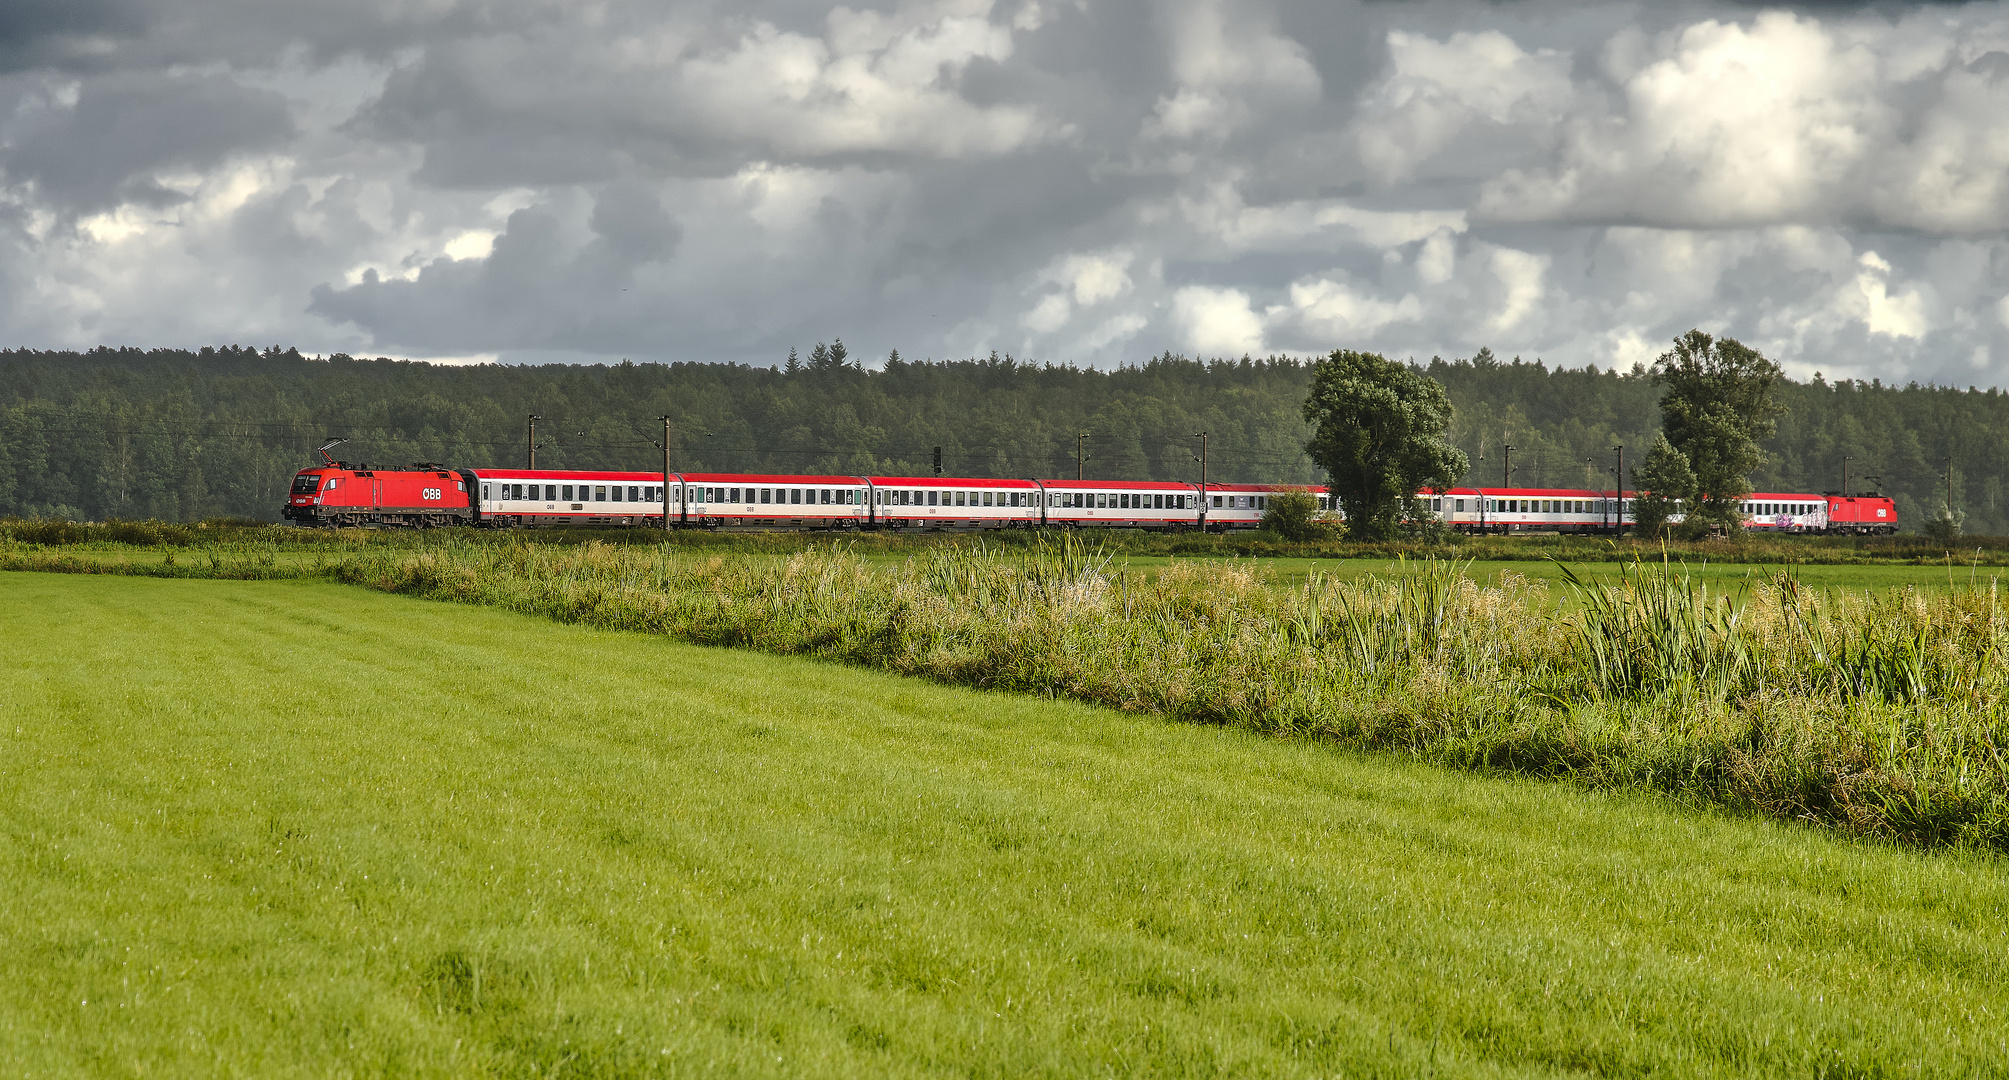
468;468;670;481
678;472;865;484
869;475;1037;487
1472;487;1623;498
1041;479;1198;490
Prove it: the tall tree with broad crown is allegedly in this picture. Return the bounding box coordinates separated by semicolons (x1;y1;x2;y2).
1652;330;1785;531
1302;350;1468;540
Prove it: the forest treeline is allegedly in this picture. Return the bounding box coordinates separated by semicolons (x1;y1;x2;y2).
0;343;1995;532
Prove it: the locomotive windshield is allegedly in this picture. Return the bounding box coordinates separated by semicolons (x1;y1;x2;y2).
291;473;323;493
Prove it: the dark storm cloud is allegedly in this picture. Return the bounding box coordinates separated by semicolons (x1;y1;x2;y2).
0;0;145;72
4;0;2009;383
3;71;294;212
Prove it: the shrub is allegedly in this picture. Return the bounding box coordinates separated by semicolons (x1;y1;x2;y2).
1259;489;1338;542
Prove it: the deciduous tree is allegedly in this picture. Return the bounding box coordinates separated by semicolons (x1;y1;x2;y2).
1652;330;1785;531
1302;350;1467;540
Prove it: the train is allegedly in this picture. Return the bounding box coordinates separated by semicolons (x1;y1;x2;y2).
280;453;1900;535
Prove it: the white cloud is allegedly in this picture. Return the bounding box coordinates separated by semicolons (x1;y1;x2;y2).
1171;285;1264;356
1042;251;1134;305
1082;312;1148;350
1174;179;1468;256
1353;29;1574;183
1486;247;1549;335
1415;229;1457;286
677;8;1053;159
1852;252;1928;339
1021;291;1071;332
442;230;496;260
1281;277;1422;340
1143;0;1320;142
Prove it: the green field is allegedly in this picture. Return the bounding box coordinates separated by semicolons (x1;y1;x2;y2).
6;572;2009;1076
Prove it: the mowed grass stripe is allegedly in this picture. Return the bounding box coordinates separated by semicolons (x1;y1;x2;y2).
1;573;2005;1077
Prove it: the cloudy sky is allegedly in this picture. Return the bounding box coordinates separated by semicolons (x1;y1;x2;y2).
5;1;2009;382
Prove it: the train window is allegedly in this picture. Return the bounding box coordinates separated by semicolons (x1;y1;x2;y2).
611;486;623;503
481;483;490;500
560;485;571;500
760;488;771;504
1213;495;1223;507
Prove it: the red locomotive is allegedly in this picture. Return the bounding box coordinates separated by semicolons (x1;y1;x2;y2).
282;443;477;528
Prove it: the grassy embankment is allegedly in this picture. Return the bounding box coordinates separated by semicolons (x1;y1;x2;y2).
5;572;2008;1076
322;536;2009;853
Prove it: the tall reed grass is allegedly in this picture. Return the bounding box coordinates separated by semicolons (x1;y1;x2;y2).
334;537;2009;850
